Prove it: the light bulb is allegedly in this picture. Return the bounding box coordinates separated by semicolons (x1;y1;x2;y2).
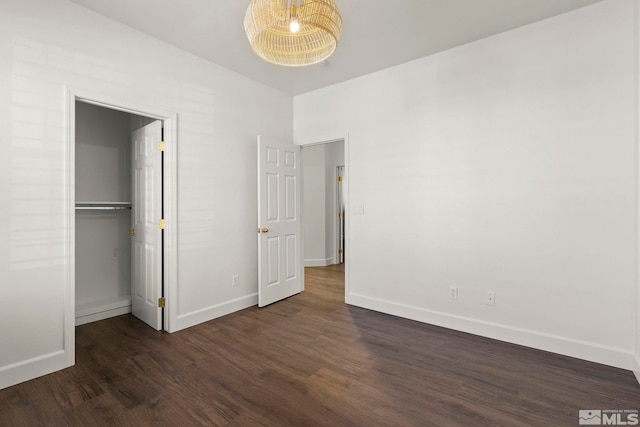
290;18;300;33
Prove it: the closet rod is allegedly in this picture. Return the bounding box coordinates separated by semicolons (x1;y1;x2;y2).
75;206;131;211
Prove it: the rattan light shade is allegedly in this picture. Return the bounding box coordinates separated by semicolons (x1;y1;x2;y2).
244;0;342;67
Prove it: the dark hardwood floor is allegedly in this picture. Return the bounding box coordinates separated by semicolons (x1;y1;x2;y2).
1;265;638;426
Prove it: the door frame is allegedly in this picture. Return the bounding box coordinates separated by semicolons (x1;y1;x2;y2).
296;133;350;299
336;165;345;264
64;88;178;367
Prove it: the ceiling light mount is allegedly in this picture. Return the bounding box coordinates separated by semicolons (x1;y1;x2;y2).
244;0;342;67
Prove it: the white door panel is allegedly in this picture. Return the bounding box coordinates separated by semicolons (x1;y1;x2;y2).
258;136;302;307
131;121;163;330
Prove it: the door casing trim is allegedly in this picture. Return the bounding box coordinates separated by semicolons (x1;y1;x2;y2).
64;87;179;369
296;133;350;300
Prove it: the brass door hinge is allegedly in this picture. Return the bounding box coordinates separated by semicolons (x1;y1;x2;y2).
158;141;165;151
158;297;166;308
158;219;166;230
338;176;343;182
338;212;342;219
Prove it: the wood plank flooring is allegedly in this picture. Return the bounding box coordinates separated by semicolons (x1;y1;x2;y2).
1;265;638;426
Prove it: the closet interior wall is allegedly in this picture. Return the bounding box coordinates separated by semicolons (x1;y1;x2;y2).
75;101;154;325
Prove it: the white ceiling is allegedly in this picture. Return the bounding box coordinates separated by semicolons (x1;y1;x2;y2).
68;0;603;95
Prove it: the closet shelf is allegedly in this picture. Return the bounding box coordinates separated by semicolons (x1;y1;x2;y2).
75;202;132;211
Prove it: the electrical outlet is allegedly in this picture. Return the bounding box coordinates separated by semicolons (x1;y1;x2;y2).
449;286;458;300
486;292;496;306
232;275;239;287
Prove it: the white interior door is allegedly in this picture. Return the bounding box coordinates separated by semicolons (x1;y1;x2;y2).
131;121;163;330
257;136;302;307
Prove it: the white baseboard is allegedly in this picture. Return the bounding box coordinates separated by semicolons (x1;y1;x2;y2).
634;355;640;384
75;303;131;326
0;350;67;390
172;293;258;332
346;292;634;371
305;258;334;267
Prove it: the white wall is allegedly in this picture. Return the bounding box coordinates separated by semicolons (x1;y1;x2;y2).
636;0;640;382
302;144;327;265
0;0;291;389
295;0;637;370
76;102;132;203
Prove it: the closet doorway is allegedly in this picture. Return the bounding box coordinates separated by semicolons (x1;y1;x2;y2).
74;100;166;331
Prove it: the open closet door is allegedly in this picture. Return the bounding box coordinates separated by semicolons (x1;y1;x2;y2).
131;121;163;330
257;136;302;307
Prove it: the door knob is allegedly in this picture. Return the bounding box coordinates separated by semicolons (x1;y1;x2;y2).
261;227;269;233
129;229;136;236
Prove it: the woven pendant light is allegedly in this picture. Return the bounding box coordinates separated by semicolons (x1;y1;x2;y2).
244;0;342;67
